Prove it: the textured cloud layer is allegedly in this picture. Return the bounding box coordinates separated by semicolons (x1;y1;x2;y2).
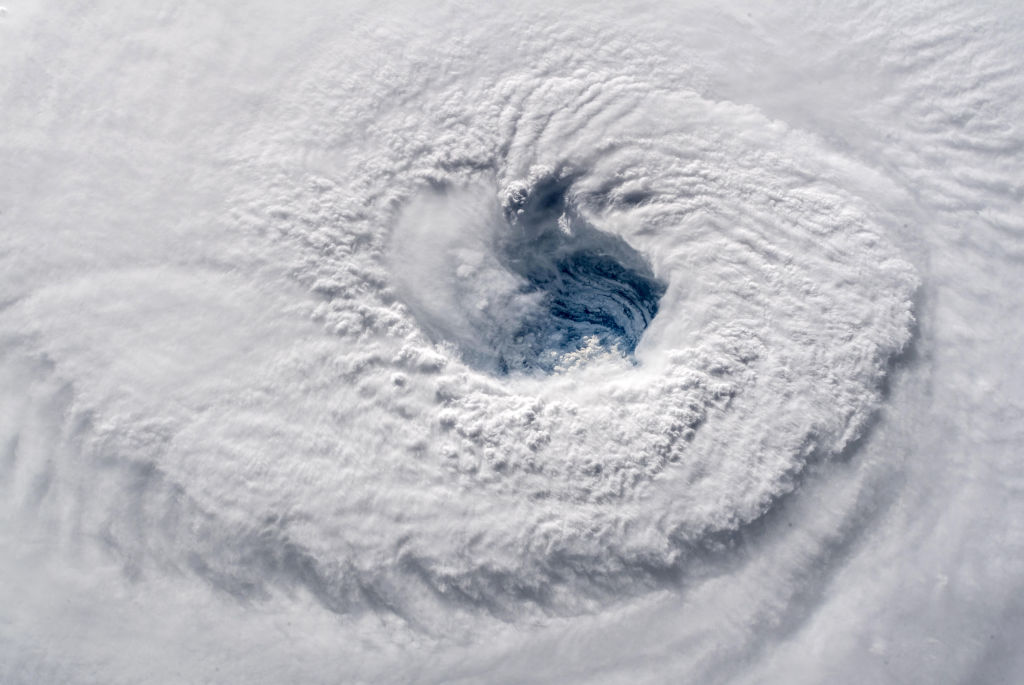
1;1;1022;684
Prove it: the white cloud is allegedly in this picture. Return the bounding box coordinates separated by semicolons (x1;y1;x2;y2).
1;1;1022;683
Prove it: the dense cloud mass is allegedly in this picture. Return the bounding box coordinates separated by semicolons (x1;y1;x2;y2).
2;1;1023;683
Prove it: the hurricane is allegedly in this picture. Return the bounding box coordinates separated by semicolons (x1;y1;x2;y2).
2;2;1023;684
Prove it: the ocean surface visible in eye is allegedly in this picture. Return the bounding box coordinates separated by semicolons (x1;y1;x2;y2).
496;175;666;373
390;173;666;375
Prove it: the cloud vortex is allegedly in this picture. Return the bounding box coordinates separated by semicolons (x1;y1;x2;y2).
4;2;1021;684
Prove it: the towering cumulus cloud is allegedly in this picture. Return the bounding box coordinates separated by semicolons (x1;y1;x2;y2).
1;2;1022;684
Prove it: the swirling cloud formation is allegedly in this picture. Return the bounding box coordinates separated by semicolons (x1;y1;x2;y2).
1;2;1022;684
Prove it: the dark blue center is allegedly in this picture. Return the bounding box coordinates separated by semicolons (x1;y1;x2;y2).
495;176;665;373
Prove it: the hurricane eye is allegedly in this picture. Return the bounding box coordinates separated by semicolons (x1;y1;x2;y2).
390;176;665;376
494;177;665;373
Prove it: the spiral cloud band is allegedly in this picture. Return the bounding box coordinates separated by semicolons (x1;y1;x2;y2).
1;1;1022;684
